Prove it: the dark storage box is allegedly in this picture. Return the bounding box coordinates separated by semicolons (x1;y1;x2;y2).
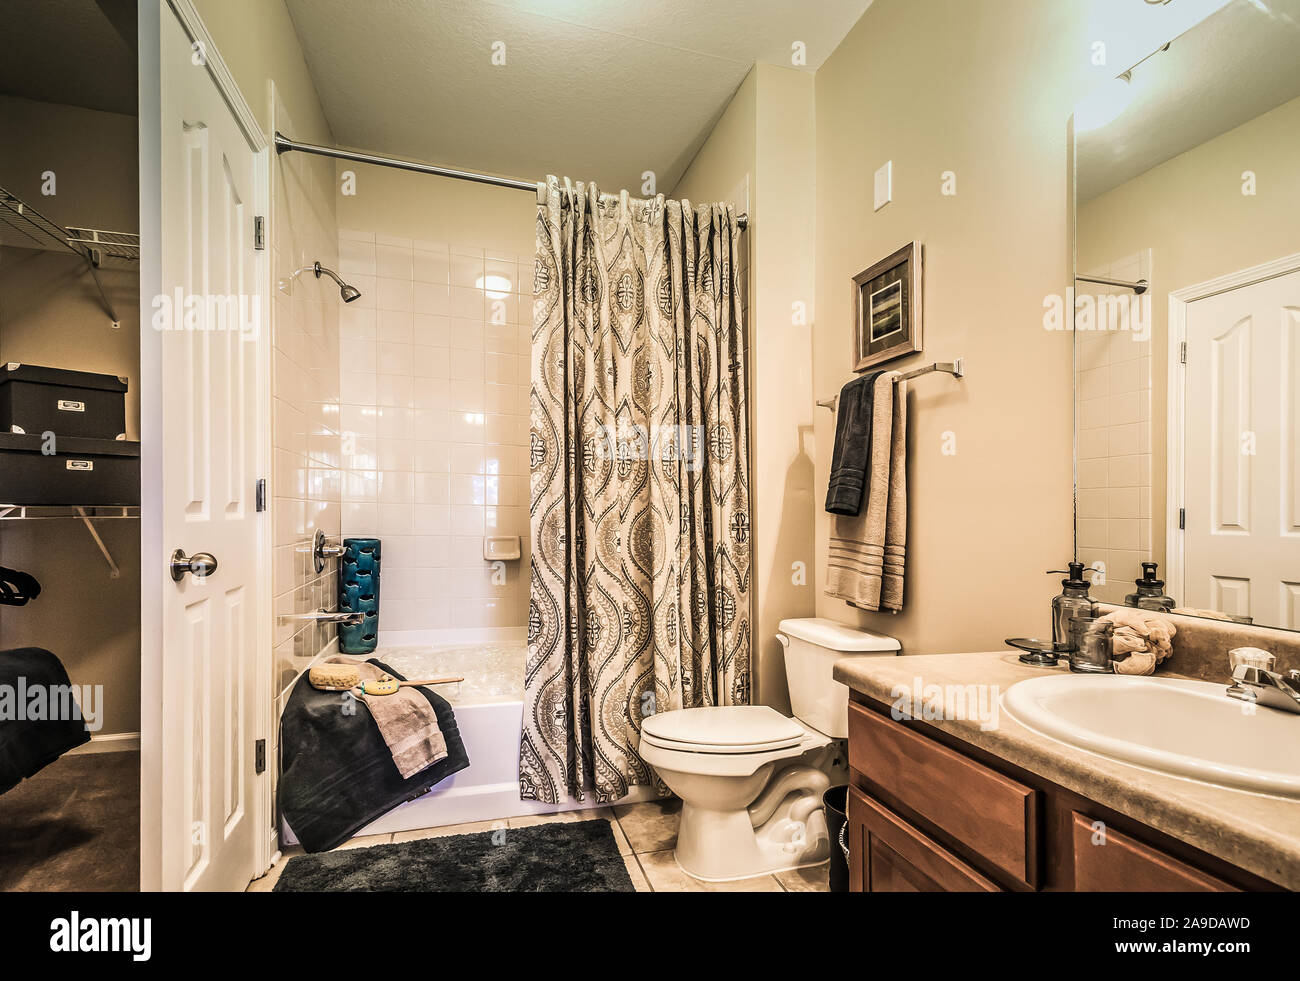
0;363;128;440
0;433;140;506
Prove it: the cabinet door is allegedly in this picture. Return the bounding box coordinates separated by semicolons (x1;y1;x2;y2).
1071;813;1238;892
848;702;1039;888
848;787;1001;892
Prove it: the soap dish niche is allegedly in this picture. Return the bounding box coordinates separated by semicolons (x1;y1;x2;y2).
483;535;521;561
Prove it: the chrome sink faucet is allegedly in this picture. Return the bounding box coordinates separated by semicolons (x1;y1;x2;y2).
1226;664;1300;715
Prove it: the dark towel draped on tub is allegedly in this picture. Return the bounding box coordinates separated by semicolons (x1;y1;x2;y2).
0;647;91;796
825;372;884;516
279;658;470;853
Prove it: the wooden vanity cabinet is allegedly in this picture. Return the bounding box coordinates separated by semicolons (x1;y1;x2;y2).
847;785;1001;892
846;693;1271;892
1068;813;1238;891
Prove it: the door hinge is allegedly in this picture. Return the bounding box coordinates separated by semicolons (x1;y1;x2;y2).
256;478;267;512
255;738;266;774
1179;507;1186;530
254;215;266;251
1180;341;1187;364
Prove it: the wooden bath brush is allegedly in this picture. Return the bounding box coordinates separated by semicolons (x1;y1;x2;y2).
308;662;463;694
355;675;464;696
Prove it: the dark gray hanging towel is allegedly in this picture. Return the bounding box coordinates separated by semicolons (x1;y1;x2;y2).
279;657;470;853
825;372;884;516
0;647;91;796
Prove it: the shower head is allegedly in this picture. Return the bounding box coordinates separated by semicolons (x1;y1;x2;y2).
314;261;362;303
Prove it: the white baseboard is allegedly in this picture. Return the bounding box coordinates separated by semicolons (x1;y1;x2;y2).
66;731;141;755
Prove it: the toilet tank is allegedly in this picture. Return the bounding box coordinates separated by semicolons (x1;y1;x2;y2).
777;618;900;738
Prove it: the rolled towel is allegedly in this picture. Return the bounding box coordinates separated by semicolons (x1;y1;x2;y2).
1100;608;1177;676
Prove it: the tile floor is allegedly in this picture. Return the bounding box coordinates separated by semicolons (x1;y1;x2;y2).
250;799;831;892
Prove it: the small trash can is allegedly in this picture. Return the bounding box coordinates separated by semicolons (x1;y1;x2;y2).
823;785;850;892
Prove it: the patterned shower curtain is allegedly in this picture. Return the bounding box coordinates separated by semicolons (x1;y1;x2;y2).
519;177;752;805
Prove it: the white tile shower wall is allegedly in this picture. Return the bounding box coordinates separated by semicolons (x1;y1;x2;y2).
337;229;531;640
1077;252;1153;604
271;96;342;696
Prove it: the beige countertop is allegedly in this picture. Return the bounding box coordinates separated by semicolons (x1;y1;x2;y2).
833;650;1300;890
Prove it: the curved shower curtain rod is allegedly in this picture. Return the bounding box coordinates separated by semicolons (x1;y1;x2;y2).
273;132;749;229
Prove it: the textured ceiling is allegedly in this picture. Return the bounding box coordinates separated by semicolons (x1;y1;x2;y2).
284;0;872;193
0;0;137;116
1078;0;1300;202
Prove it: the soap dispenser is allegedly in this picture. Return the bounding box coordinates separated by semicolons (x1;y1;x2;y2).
1124;562;1175;612
1049;562;1096;653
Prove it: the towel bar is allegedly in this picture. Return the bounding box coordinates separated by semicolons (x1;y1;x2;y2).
817;358;964;412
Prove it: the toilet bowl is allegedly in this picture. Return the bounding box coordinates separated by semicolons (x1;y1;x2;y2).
638;618;900;881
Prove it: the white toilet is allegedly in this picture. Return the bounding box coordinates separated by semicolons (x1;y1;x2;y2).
639;618;900;881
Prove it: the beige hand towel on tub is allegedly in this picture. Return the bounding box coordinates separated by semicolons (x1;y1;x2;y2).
825;372;907;613
330;657;448;778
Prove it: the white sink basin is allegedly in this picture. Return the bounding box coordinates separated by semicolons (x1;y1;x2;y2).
1002;674;1300;799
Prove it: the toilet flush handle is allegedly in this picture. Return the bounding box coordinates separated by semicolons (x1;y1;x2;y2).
775;633;790;650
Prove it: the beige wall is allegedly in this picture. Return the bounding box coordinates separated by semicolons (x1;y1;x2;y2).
0;96;140;431
674;64;817;711
1078;94;1300;594
336;166;534;640
813;0;1101;653
192;0;333;145
0;95;141;735
674;68;757;208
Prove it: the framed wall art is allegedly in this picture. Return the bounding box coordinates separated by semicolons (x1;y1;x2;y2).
852;242;922;372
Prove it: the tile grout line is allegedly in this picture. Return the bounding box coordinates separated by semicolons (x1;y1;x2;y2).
613;812;655;893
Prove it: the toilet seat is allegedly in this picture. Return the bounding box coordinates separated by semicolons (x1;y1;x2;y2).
641;706;805;754
641;732;803;754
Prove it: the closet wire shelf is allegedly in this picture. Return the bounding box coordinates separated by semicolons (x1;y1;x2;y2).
0;505;139;520
0;506;139;579
65;227;140;262
0;185;139;327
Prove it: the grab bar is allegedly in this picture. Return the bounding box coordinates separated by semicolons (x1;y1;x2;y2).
279;608;363;626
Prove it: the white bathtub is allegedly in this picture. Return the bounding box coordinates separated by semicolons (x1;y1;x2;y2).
282;641;655;845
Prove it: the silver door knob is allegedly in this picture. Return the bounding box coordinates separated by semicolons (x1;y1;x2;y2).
170;548;219;582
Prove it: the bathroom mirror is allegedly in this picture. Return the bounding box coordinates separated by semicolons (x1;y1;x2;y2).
1070;0;1300;631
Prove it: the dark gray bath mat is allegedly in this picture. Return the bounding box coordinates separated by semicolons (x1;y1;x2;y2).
273;819;635;892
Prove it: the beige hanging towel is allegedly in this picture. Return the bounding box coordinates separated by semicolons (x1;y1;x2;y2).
825;373;908;613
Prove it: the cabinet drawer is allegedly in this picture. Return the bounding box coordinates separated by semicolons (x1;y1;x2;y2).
848;701;1039;888
848;786;1001;892
1070;812;1239;892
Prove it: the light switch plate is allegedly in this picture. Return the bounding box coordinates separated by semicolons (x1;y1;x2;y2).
874;161;893;211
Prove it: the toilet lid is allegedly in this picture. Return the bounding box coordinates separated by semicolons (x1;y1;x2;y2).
641;706;805;753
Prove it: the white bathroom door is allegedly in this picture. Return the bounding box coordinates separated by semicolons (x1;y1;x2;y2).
1183;269;1300;626
155;4;267;892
